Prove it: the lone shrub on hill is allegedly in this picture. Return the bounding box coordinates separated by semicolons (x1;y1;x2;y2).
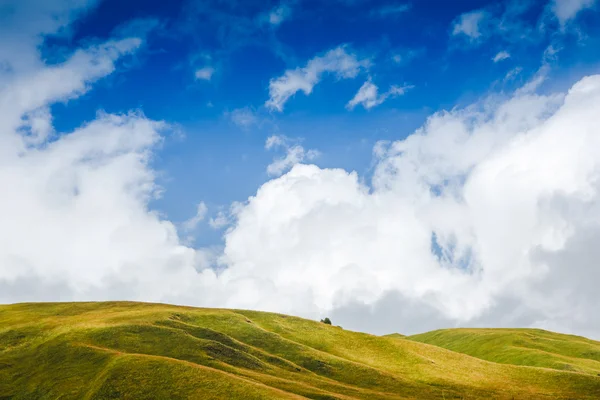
320;317;332;325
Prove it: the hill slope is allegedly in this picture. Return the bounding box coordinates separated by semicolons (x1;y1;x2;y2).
408;328;600;375
0;302;598;399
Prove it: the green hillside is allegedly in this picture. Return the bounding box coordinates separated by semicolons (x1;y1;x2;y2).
409;328;600;375
1;302;599;399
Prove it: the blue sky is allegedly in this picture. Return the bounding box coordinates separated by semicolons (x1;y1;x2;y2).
43;0;600;247
4;0;600;336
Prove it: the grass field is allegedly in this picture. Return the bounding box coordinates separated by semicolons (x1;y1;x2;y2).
1;302;599;399
409;328;600;375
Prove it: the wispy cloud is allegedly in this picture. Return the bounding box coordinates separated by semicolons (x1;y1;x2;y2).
266;46;370;112
450;0;583;48
370;3;411;18
390;48;425;65
504;66;523;82
493;51;511;62
347;80;413;110
266;4;292;26
226;107;259;129
265;135;320;176
183;202;208;231
209;211;230;229
452;10;490;41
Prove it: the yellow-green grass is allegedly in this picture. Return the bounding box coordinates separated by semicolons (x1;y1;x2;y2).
383;333;406;339
0;302;598;399
408;328;600;375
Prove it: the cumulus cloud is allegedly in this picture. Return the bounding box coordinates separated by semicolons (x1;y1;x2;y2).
265;135;319;176
195;66;215;81
551;0;596;25
0;0;205;303
347;80;413;110
266;46;370;111
214;73;600;338
452;10;489;40
493;51;511;62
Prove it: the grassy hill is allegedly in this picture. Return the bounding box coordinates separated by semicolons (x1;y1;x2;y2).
0;302;598;399
409;328;600;375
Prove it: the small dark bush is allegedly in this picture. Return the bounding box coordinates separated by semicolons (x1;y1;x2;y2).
320;317;332;325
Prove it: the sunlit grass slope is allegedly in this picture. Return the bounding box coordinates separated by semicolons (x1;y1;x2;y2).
1;302;599;399
409;328;600;375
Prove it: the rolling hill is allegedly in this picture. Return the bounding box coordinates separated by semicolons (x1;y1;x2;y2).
408;328;600;375
0;302;599;399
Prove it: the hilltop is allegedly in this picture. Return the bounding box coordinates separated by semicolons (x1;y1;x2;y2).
1;302;599;399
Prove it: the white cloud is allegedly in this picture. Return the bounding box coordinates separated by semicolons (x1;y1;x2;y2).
265;134;287;150
450;3;539;46
195;66;215;81
388;84;413;96
370;4;411;18
183;202;208;231
504;66;523;82
493;51;511;62
347;80;413;110
2;38;141;137
227;107;259;129
0;0;206;303
209;211;230;230
268;4;292;26
551;0;596;25
265;135;319;176
0;0;95;76
266;46;370;111
452;10;489;40
266;147;315;176
543;44;562;62
347;80;380;109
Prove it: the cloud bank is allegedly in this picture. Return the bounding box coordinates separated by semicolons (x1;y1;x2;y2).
3;0;600;341
218;75;600;338
0;0;203;304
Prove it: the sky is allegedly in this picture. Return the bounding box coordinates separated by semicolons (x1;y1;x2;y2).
2;0;600;338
